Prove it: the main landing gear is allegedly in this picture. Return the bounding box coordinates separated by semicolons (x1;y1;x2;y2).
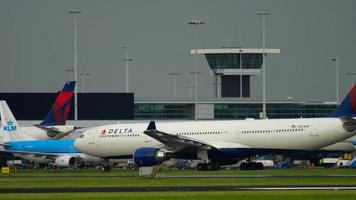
240;162;264;170
195;150;220;171
101;159;111;172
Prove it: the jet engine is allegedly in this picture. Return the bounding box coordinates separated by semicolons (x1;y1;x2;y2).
55;155;77;168
133;147;167;167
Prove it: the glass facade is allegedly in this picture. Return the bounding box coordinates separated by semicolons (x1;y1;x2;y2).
205;53;263;69
134;103;336;120
135;103;194;119
214;103;336;119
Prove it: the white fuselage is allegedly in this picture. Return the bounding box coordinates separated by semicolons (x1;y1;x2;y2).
74;118;356;158
321;136;355;152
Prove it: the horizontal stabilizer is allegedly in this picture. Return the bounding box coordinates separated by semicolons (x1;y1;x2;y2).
33;124;75;139
341;117;356;132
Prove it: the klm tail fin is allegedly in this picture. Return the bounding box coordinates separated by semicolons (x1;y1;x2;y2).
0;101;34;142
40;81;76;126
328;84;356;117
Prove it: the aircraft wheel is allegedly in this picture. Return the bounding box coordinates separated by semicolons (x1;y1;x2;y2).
212;163;220;170
102;166;111;172
240;163;246;170
196;163;205;171
256;162;264;170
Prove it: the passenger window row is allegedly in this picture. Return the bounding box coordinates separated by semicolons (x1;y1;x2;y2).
177;131;227;136
241;129;304;134
99;134;140;138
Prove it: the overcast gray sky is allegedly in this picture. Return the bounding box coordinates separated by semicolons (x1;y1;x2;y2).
1;0;355;102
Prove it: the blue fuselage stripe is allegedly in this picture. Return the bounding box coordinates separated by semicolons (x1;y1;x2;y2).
5;140;80;154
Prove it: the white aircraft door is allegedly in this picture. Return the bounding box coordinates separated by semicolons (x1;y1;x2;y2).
310;120;319;137
88;133;95;145
235;127;241;139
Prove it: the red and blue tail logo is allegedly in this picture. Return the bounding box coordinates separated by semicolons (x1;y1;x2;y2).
328;84;356;117
40;81;76;126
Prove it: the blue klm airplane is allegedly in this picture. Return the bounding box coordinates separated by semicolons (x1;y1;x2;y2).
0;101;100;167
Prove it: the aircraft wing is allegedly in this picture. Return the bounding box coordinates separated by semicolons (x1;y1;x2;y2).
3;149;59;159
143;121;220;151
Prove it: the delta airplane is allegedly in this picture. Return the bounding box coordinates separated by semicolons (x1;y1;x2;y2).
74;85;356;170
0;101;99;168
0;81;76;142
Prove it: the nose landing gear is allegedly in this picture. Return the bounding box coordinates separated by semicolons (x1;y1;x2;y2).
196;162;220;171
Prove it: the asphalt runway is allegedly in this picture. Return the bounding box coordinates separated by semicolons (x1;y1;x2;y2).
158;175;356;179
1;185;356;193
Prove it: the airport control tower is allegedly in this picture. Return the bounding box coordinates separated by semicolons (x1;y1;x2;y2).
191;48;280;97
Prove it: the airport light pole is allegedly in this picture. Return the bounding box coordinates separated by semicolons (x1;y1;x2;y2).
239;50;243;98
188;19;205;120
80;72;90;93
123;46;133;93
214;72;223;98
65;66;74;80
169;72;180;99
186;84;195;98
69;9;82;120
347;72;356;87
189;71;202;111
258;11;269;119
332;57;340;104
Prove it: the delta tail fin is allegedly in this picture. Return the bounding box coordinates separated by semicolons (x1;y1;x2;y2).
40;81;76;126
0;101;35;142
328;84;356;117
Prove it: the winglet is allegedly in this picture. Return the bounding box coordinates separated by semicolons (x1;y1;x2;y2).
147;121;156;130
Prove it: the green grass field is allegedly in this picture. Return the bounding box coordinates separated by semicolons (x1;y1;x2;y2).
0;168;356;199
1;191;356;200
0;168;355;188
158;167;356;176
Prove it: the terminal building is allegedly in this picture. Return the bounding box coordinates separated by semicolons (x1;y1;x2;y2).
134;48;336;120
0;48;338;121
0;93;336;121
134;101;336;120
192;48;280;98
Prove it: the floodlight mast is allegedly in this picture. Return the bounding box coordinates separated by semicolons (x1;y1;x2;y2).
332;57;340;105
69;9;82;120
188;19;205;120
258;11;269;119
